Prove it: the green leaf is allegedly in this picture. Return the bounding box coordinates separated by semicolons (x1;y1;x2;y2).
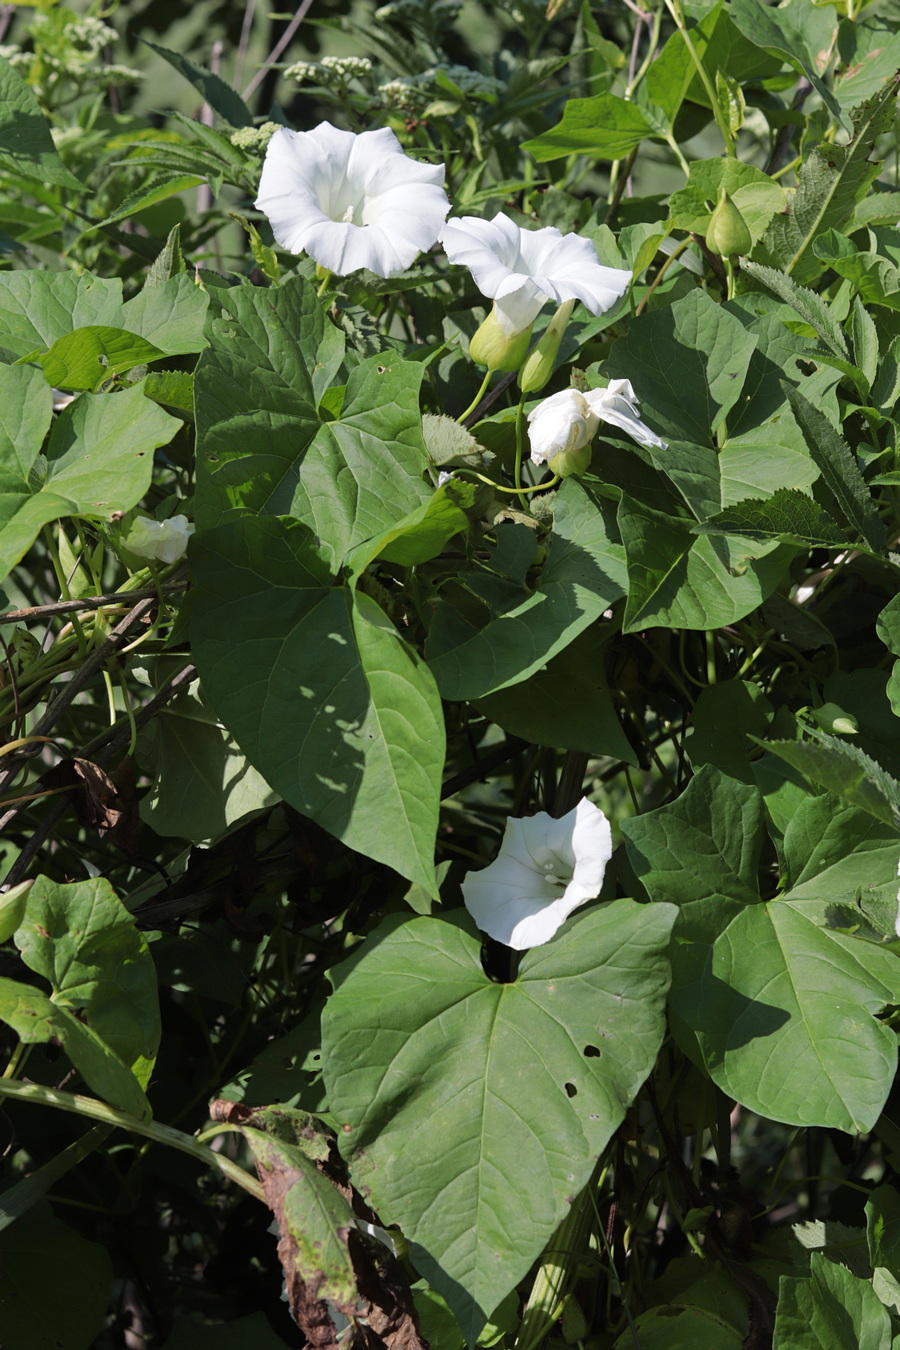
16;876;161;1087
694;490;849;549
782;383;885;550
0;271;124;358
139;662;279;843
622;764;763;915
426;480;627;700
741;259;849;359
685;681;774;784
729;0;845;129
761;733;900;829
34;326;165;391
0;977;150;1118
782;795;900;901
474;625;637;762
756;74;900;283
718;442;819;508
190;515;444;893
0;1125;108;1234
852;294;880;390
619;497;793;632
868;1184;900;1288
813;232;900;310
347;479;477;574
0;364;52;477
90;174;205;231
140;40;254;127
144;222;186;287
673;899;900;1130
835;20;900;114
194;275;342;527
0;1205;112;1350
521;94;655;161
605;288;759;442
121;274;210;354
290;352;434;569
0;53;84;190
773;1250;892;1348
322;902;676;1341
871;335;900;415
0;381;181;583
669;159;787;246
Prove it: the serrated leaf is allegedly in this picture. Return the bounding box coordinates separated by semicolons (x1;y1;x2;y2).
144;222;186;287
90;174;204;232
140;40;253;127
852;294;879;390
756;74;900;283
741;258;849;359
762;732;900;828
322;903;676;1341
783;384;886;552
694;489;849;548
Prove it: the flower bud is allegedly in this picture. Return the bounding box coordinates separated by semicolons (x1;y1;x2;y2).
808;702;858;735
706;187;752;258
527;388;600;478
518;299;576;394
469;307;532;372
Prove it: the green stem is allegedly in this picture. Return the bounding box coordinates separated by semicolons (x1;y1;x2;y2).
455;469;561;496
457;368;493;425
0;1079;265;1204
514;392;528;501
663;0;735;156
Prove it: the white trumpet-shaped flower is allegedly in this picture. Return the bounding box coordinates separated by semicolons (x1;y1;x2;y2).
440;212;630;336
255;122;450;278
462;798;613;950
124;514;194;564
529;379;667;472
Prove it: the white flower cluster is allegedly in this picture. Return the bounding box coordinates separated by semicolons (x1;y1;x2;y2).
375;0;462;21
285;56;372;86
64;15;119;55
379;63;502;108
230;121;281;153
0;45;28;69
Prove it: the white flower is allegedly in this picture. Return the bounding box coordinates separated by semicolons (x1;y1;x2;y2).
462;798;613;950
125;514;194;564
255;122;450;278
440;212;630;336
528;379;666;469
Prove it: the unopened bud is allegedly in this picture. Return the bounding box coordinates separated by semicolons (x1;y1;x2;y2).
469;307;532;372
706;187;752;258
519;299;576;394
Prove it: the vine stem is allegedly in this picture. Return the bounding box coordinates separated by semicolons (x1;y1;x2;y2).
662;0;735;157
456;369;493;425
514;392;528;502
0;1079;265;1204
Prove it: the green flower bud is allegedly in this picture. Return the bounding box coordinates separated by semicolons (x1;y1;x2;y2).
469;307;532;372
547;440;592;478
809;702;858;735
706;187;752;258
519;299;576;394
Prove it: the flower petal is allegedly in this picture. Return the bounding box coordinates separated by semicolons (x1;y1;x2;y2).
583;383;667;449
441;212;630;332
256;121;449;277
461;798;613;949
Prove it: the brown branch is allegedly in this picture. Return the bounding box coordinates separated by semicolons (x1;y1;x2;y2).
0;580;185;625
